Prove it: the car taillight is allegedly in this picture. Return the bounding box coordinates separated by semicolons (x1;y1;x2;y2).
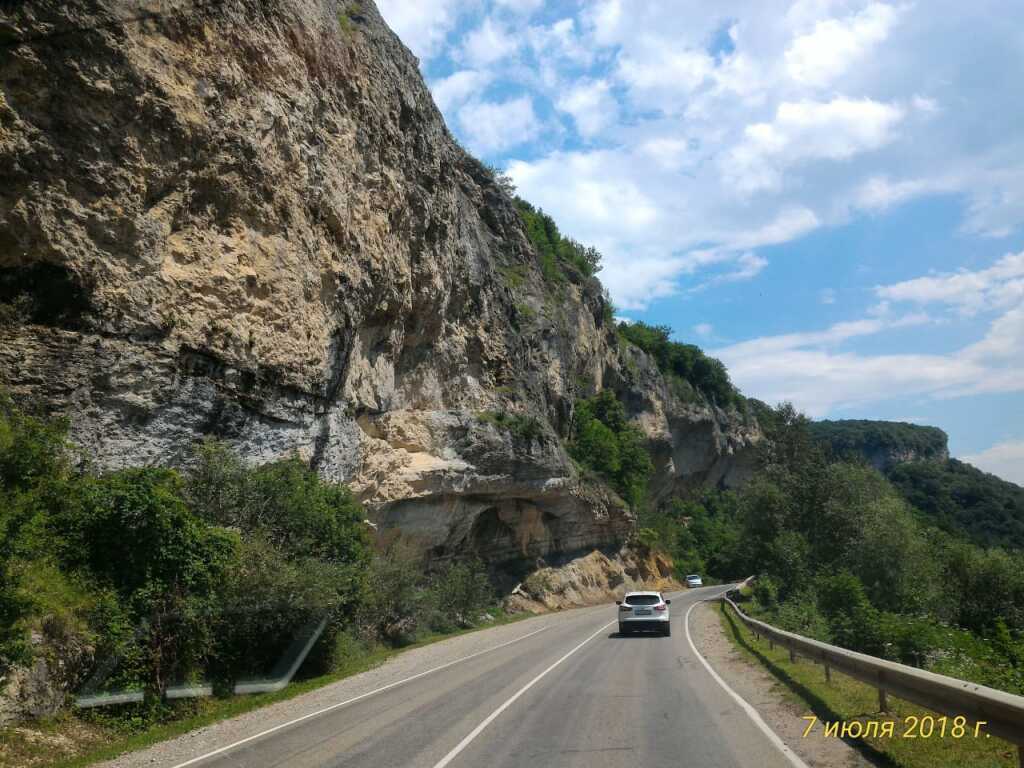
619;605;631;611
654;604;667;611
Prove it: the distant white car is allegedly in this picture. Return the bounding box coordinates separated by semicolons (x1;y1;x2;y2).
616;591;671;636
685;574;703;588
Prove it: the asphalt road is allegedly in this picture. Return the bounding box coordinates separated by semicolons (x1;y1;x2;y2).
172;587;798;768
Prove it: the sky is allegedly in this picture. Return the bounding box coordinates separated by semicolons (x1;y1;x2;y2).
376;0;1024;485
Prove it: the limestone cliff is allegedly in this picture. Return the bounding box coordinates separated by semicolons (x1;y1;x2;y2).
0;0;760;566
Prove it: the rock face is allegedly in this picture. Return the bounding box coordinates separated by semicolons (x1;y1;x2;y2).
0;0;760;566
504;547;682;614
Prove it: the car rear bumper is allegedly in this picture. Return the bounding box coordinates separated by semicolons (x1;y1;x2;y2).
620;617;670;631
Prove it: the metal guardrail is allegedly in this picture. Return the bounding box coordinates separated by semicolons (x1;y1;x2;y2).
721;592;1024;756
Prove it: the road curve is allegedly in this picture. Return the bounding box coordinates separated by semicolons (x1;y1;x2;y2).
148;585;798;768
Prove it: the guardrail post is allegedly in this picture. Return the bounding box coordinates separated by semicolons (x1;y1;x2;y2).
769;639;774;650
824;664;831;683
789;649;796;663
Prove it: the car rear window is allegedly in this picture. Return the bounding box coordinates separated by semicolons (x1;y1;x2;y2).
624;595;661;606
687;575;700;579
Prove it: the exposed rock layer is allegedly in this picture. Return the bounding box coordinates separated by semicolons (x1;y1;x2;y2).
504;547;682;614
0;0;760;565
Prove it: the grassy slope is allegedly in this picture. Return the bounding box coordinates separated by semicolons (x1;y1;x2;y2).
0;612;528;768
716;602;1018;768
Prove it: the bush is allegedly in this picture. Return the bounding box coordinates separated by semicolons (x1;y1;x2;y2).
49;468;239;694
424;559;494;633
752;576;779;609
569;391;652;510
357;543;428;646
617;320;740;407
514;198;602;281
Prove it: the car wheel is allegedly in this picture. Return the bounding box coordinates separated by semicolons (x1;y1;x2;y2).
618;624;628;635
662;623;671;637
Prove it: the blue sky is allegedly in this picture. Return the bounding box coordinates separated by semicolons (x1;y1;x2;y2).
377;0;1024;484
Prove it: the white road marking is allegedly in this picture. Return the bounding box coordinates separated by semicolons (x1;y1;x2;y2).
684;595;811;768
169;624;551;768
430;618;617;768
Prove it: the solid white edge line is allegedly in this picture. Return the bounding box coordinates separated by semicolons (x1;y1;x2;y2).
685;593;811;768
430;618;617;768
169;624;551;768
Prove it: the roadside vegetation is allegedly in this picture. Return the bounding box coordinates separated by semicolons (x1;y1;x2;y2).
0;392;503;766
640;402;1024;698
718;603;1019;768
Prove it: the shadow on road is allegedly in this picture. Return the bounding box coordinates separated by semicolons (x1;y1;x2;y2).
606;632;671;639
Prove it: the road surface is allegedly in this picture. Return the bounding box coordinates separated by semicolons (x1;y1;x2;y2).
156;585;800;768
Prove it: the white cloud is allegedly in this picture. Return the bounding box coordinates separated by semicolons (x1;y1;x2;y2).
599;254;693;311
408;1;1024;310
714;255;1024;416
875;252;1024;316
695;253;769;289
460;17;519;67
854;175;952;212
725;98;905;192
457;97;540;154
694;323;714;337
637;137;693;171
377;0;470;61
820;288;837;304
785;3;903;87
556;80;618;139
430;70;491;112
729;207;821;249
961;440;1024;486
617;42;714;101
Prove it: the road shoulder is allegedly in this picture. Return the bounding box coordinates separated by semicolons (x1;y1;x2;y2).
689;601;874;768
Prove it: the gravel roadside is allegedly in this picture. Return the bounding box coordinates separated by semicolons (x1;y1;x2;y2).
95;604;608;768
689;601;876;768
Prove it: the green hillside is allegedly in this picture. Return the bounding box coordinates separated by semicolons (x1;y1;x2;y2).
809;419;948;464
809;419;1024;550
889;458;1024;549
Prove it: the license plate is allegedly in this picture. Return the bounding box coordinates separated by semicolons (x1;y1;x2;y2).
635;609;652;616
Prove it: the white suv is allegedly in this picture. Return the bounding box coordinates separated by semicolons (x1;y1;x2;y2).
616;591;671;636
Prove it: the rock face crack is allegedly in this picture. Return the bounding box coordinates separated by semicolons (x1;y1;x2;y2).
0;0;761;564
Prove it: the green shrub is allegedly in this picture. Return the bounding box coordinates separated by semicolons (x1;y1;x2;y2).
514;198;602;282
616;320;740;407
569;391;652;510
357;544;427;646
752;576;779;609
424;559;494;633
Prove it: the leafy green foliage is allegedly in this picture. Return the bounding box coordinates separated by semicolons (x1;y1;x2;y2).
617;320;740;407
810;418;1024;549
687;401;1024;696
888;458;1024;549
0;392;502;712
809;419;948;462
356;546;496;645
514;198;602;281
569;390;652;509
